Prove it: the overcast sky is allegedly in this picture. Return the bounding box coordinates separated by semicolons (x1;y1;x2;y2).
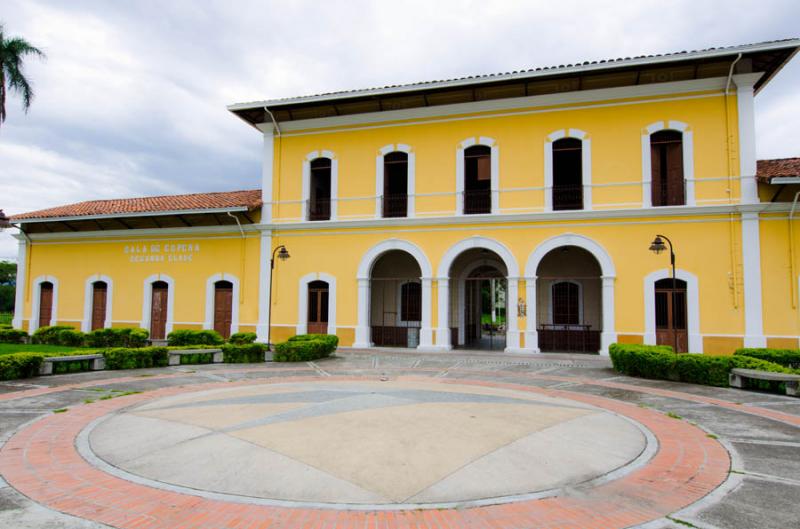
1;0;799;260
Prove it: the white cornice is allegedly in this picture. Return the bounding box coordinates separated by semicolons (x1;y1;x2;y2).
257;203;790;232
254;78;730;135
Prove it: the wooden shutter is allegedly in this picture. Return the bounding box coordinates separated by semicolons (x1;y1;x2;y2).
476;155;491;181
665;141;684;205
650;141;663;206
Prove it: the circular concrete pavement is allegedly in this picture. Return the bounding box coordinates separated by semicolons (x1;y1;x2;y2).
86;380;649;507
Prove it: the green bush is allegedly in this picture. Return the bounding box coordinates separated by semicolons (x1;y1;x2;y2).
610;343;797;388
86;327;149;348
32;325;76;345
167;329;224;347
178;352;215;365
735;348;800;369
56;329;86;347
221;343;266;363
228;332;257;345
0;353;44;380
103;347;169;370
0;328;28;344
274;334;338;362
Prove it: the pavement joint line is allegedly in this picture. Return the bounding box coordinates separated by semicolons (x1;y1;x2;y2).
726;437;800;447
736;470;800;486
307;361;331;376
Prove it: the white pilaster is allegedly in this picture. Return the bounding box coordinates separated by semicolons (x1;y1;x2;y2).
353;278;372;347
600;276;617;355
741;212;766;347
504;278;521;351
256;231;272;342
11;236;27;329
735;73;761;205
262;131;275;222
418;277;434;349
523;276;539;352
435;278;452;349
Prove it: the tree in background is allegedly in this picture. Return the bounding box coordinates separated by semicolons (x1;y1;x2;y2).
0;23;45;127
0;260;15;314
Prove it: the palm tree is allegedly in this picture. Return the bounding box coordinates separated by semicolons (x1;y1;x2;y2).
0;23;45;127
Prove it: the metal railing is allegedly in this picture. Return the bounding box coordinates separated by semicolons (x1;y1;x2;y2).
552;185;584;210
381;194;408;218
463;189;492;215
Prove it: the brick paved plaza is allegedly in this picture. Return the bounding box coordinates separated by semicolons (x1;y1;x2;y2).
1;351;798;528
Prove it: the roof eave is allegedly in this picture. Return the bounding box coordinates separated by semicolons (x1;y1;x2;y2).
11;205;254;224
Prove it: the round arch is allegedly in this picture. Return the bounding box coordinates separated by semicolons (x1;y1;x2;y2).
141;274;175;338
376;143;416;218
456;136;499;215
354;239;434;349
302;149;339;220
297;272;337;336
30;275;59;332
544;128;592;212
641;120;695;207
435;236;520;351
524;234;616;355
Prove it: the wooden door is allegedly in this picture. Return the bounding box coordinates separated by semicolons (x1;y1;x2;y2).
91;282;108;330
655;279;688;352
38;282;53;329
307;281;329;334
213;281;233;339
150;281;169;340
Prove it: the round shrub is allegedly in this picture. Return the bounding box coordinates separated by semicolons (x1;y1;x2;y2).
56;329;86;347
0;328;28;344
32;325;76;345
167;329;224;347
228;332;257;345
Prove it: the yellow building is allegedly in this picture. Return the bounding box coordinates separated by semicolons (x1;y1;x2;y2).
10;40;800;355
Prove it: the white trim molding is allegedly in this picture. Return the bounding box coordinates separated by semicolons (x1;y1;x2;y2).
141;274;175;337
734;73;761;204
302;150;338;220
81;275;113;332
296;272;337;336
11;237;27;329
203;273;241;335
376;144;415;218
436;236;520;351
354;239;433;349
524;233;616;355
544;129;592;211
641;120;695;207
455;137;499;215
741;211;766;347
257;231;273;343
262;131;275;221
29;275;58;332
643;268;702;353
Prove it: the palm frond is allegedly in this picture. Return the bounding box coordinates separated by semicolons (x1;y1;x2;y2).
3;37;46;60
4;61;34;110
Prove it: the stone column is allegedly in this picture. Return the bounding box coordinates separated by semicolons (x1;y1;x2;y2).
600;275;617;355
11;236;27;330
418;278;434;349
353;278;372;348
255;231;272;343
741;211;766;347
435;278;451;349
505;278;520;351
523;276;539;352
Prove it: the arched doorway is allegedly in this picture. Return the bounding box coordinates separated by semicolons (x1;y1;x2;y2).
448;248;508;351
655;277;688;352
370;250;423;347
150;281;169;340
90;281;108;331
535;246;602;353
38;281;54;329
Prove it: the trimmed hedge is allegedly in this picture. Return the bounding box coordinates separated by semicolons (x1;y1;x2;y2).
102;347;169;370
610;343;797;387
228;332;257;345
178;352;215;365
735;348;800;369
0;353;44;380
32;325;76;345
86;328;149;348
167;329;224;347
57;329;86;347
274;334;338;362
222;343;267;363
0;328;28;344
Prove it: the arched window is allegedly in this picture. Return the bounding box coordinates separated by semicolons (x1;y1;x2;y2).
382;151;408;218
90;281;108;330
307;280;330;334
650;130;684;206
309;157;332;220
463;145;491;214
552;138;583;210
213;280;233;338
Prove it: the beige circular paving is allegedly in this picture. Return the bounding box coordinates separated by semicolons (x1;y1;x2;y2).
88;379;647;506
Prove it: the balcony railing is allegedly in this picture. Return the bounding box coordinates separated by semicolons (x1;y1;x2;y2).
382;194;408;218
552;185;584;210
463;189;491;215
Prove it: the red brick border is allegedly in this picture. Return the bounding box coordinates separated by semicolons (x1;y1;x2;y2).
0;376;729;529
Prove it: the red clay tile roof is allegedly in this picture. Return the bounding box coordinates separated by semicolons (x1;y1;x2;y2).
11;189;262;221
757;158;800;183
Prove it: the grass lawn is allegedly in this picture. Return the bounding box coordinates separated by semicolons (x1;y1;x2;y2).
0;344;95;356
